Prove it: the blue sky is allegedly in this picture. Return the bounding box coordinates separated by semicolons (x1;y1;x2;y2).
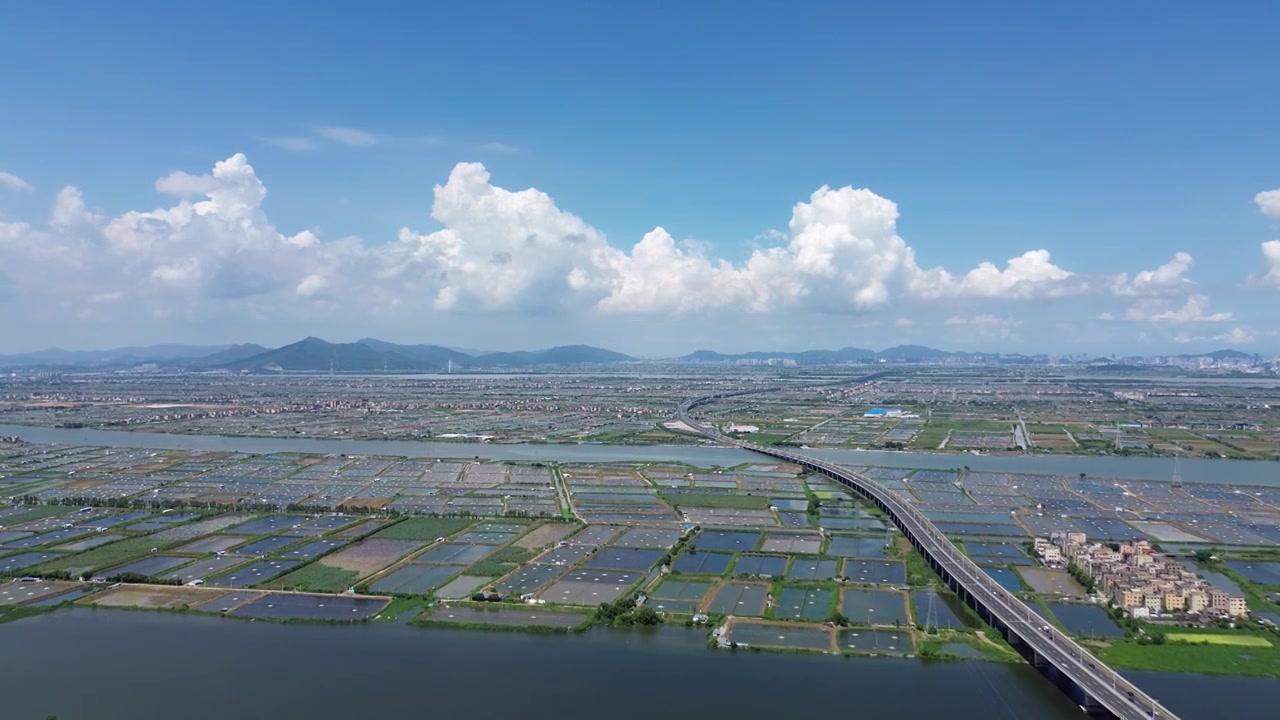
1;1;1278;355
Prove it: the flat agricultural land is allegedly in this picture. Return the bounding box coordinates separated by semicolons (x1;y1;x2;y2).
272;564;361;593
658;492;772;510
1166;633;1274;647
32;537;177;574
318;538;426;576
909;422;950;449
0;579;82;606
514;523;578;550
1098;636;1280;677
1028;430;1076;450
84;584;223;609
1018;567;1084;597
0;505;75;525
371;517;476;541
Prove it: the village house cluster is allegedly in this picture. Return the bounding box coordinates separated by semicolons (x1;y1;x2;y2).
1034;532;1248;619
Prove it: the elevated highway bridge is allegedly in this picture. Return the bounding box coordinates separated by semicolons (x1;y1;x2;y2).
677;374;1177;720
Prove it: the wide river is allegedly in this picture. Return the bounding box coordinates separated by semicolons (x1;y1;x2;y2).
0;610;1271;720
2;423;1278;486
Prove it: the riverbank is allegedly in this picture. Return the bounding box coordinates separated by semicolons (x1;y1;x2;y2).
2;422;1278;485
0;608;1273;720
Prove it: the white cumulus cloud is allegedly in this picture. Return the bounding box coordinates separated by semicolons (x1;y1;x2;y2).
1261;240;1280;288
950;250;1079;299
295;274;330;298
1215;327;1255;345
0;171;34;192
0;154;371;323
0;153;1203;333
598;184;1083;313
1256;189;1280;221
0;221;31;241
1174;327;1254;345
1125;294;1232;323
1112;252;1194;296
391;162;620;311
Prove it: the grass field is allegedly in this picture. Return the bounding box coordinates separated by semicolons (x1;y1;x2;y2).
467;545;536;577
1098;635;1280;677
1;504;76;525
32;536;178;574
1141;428;1252;458
890;537;941;587
734;433;792;446
909;421;950;449
272;563;361;593
373;596;430;621
1167;633;1273;647
372;517;476;541
659;492;771;510
920;632;1021;663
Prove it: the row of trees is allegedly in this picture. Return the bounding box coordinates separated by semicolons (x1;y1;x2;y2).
1067;562;1098;594
11;495;570;523
594;596;662;627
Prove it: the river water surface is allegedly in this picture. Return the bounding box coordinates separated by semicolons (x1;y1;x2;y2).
2;423;1277;486
2;610;1270;720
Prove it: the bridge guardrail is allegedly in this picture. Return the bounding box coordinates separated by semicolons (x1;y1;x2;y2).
679;379;1177;720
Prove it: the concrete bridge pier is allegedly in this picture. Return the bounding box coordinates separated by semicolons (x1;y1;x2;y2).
681;389;1179;720
1080;693;1118;719
1031;649;1054;670
1034;656;1120;720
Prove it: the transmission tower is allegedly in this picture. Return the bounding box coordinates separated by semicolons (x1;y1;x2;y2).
924;591;939;633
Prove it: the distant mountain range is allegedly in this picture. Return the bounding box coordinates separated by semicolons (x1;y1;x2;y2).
0;338;1260;371
0;344;241;366
0;337;634;372
1183;349;1253;361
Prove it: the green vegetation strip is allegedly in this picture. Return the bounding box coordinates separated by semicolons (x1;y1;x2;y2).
467;546;536;577
0;604;59;624
919;633;1020;663
374;596;430;621
731;433;792;446
888;537;937;588
33;536;179;574
1098;634;1280;677
909;422;949;448
1;504;76;525
272;564;361;593
1166;633;1273;647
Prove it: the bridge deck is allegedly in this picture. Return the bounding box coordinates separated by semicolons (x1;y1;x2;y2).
678;381;1178;720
